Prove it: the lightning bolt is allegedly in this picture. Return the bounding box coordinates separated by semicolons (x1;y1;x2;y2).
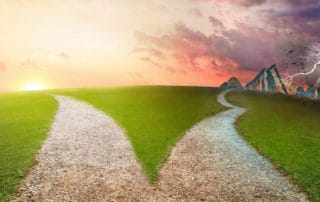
287;61;320;81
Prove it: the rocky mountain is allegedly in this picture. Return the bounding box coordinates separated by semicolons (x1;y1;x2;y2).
220;77;244;90
219;64;320;99
282;79;300;95
296;86;319;99
306;86;317;98
296;87;306;97
245;65;287;94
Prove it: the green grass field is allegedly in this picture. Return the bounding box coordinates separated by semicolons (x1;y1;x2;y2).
56;86;225;181
5;86;317;200
227;91;320;201
0;92;57;202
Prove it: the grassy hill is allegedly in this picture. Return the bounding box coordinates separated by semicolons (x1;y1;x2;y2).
56;86;225;181
0;92;57;202
2;86;319;201
227;91;320;201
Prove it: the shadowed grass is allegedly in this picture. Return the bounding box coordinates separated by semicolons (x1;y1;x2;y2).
0;92;57;202
227;91;320;201
55;86;225;181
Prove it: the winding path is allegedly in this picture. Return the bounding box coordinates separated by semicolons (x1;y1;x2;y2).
157;89;307;201
14;91;308;201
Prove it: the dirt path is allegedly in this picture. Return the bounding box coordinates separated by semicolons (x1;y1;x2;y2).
14;91;308;201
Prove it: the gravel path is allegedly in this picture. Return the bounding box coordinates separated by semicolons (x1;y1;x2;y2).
157;89;308;201
14;91;308;201
13;95;157;201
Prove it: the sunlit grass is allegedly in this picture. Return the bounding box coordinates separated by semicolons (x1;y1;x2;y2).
227;91;320;201
0;92;57;202
56;86;225;181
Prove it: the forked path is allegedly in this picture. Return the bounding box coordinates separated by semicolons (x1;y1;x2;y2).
14;91;308;201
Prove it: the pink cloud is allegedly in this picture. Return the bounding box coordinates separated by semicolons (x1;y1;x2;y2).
134;20;297;84
133;48;164;58
0;61;6;71
134;24;238;82
188;8;203;17
128;71;144;79
164;66;188;75
139;56;162;68
139;56;188;75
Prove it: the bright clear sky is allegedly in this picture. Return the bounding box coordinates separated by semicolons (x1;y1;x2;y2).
0;0;319;91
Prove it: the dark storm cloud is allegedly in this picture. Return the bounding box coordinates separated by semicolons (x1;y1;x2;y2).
267;2;320;45
193;0;267;7
196;0;320;7
275;4;320;19
282;0;320;6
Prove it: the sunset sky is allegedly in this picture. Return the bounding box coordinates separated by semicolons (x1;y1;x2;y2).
0;0;319;91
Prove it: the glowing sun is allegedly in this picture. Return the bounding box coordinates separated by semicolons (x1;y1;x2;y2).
23;82;46;91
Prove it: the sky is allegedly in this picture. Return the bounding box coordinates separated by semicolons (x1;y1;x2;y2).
0;0;319;91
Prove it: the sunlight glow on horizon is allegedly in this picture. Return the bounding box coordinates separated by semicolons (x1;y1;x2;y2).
1;1;317;92
22;82;46;91
0;0;228;92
